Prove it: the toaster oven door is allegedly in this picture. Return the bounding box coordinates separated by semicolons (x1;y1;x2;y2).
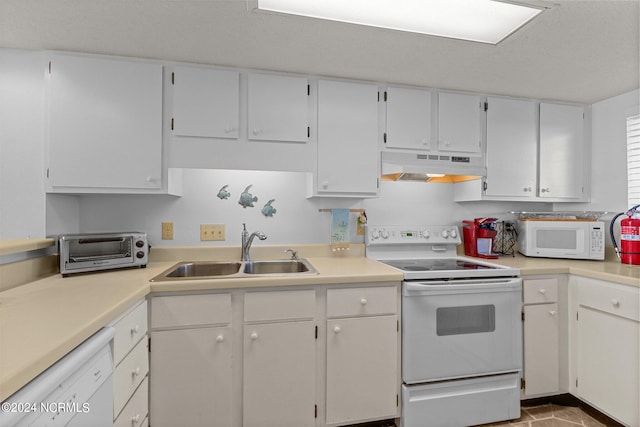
63;235;136;273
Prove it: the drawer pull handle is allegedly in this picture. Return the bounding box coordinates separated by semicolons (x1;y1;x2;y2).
216;335;224;343
334;326;341;334
131;325;139;335
611;299;620;307
250;332;258;340
131;413;140;425
360;298;368;306
548;310;557;316
538;289;546;294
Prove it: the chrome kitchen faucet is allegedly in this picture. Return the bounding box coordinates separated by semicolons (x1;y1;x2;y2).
241;223;267;261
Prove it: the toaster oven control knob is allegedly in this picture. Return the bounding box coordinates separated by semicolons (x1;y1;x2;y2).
135;240;145;248
136;251;145;259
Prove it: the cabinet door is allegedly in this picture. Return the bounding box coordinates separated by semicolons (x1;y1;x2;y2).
485;97;537;198
577;307;639;426
385;86;431;150
438;92;482;154
48;54;162;190
539;103;585;199
172;66;239;138
248;73;308;142
150;327;232;427
243;321;316;427
317;80;379;196
523;304;559;396
326;316;398;425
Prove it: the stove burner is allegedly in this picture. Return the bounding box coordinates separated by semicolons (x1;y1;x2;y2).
381;258;498;272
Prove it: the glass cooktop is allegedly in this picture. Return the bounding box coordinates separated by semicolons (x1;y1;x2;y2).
380;258;500;272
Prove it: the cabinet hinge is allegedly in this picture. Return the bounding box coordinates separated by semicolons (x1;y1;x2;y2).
148;336;151;353
521;311;525;321
48;61;52;74
46;168;49;179
397;394;399;407
384;91;388;102
171;72;175;85
484;101;488;112
383;133;387;143
307;84;310;96
397;319;399;332
307;126;310;138
171;118;174;131
483;180;488;192
377;178;380;189
576;311;579;321
576;378;579;388
315;325;318;339
315;404;318;418
521;378;526;390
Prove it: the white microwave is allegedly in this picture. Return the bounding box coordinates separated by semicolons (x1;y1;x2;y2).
517;220;605;260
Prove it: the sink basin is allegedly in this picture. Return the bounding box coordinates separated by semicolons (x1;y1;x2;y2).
151;259;317;282
243;259;315;275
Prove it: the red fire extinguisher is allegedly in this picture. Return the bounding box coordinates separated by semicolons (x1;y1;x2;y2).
610;204;640;265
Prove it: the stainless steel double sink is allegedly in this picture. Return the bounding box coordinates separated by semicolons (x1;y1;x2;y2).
150;259;317;282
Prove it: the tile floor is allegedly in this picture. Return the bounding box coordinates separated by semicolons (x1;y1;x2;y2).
477;403;612;427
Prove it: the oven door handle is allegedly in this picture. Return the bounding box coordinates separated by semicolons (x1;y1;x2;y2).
404;278;521;294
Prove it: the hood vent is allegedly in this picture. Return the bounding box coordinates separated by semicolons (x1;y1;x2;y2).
381;151;486;182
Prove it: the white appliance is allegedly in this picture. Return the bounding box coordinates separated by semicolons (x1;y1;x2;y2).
517;220;605;260
1;327;114;427
366;225;522;427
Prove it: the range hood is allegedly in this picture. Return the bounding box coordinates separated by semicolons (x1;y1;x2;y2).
381;151;486;182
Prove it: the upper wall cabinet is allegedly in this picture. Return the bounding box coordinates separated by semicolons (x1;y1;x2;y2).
484;97;538;199
438;92;482;155
47;53;163;192
171;66;239;138
384;86;432;151
248;73;309;143
313;80;379;197
539;103;585;200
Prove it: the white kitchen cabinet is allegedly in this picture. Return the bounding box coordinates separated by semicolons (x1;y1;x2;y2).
325;286;399;425
314;79;379;197
46;53;162;192
248;73;309;142
171;65;239;138
243;290;316;427
437;92;482;155
384;86;432;151
570;276;639;427
539;102;586;199
484;97;537;198
522;278;559;397
149;293;233;427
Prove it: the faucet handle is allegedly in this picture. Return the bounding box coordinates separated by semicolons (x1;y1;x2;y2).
284;248;299;260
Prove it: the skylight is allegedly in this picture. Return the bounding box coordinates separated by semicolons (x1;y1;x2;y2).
257;0;543;44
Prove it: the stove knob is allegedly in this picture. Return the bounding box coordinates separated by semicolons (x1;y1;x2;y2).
441;229;450;238
422;230;430;239
450;228;458;238
371;230;380;240
380;230;389;239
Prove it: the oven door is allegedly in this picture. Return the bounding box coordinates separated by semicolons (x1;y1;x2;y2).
402;278;522;383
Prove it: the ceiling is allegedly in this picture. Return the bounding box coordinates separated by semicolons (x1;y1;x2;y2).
1;0;639;104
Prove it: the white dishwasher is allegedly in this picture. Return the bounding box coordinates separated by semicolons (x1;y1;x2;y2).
1;327;115;427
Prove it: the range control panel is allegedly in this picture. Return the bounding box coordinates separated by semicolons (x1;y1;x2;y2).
366;225;461;245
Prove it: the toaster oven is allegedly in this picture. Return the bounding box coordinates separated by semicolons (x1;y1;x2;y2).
59;232;148;276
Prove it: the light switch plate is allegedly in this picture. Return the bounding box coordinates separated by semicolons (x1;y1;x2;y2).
162;222;174;240
200;224;226;241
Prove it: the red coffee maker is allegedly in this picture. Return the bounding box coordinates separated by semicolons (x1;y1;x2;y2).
463;218;499;259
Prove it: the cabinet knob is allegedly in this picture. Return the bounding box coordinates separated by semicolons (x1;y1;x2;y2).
538;289;546;294
421;138;428;146
541;188;550;193
360;298;368;305
334;326;341;334
132;367;141;377
611;299;620;307
130;324;139;335
216;335;224;343
252;128;263;135
250;332;259;340
131;413;141;425
225;126;236;133
523;187;532;192
321;181;329;189
548;310;557;316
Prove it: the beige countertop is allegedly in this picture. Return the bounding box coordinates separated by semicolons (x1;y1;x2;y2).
1;245;638;402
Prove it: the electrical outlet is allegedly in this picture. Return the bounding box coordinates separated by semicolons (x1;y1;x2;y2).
162;222;174;240
200;224;226;241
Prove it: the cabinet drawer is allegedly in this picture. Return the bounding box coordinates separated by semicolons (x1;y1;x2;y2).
151;293;231;328
112;300;148;365
114;336;149;417
114;377;148;427
244;290;315;322
523;279;558;304
327;286;397;318
574;277;639;321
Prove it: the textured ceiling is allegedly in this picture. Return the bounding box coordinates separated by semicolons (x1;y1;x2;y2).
1;0;639;103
